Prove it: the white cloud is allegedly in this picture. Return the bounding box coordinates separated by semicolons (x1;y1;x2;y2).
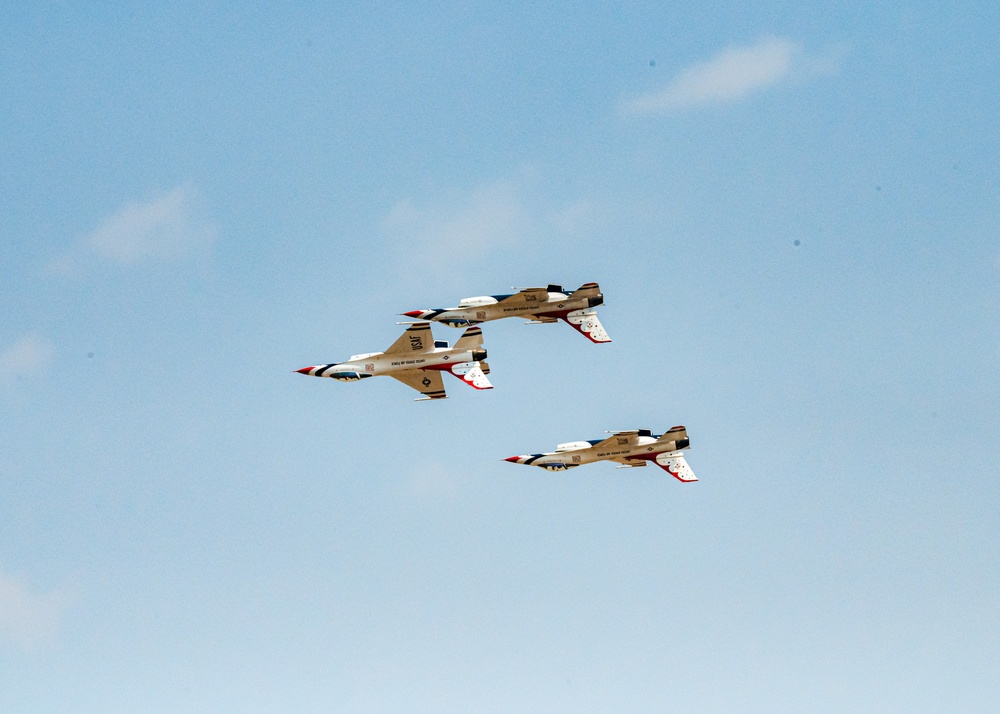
624;37;806;115
0;571;75;651
89;183;215;263
383;179;528;262
380;176;605;278
0;333;54;382
54;184;216;271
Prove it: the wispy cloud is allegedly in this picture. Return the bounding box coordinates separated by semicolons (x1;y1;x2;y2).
624;37;819;115
550;199;597;235
383;179;528;263
89;183;215;263
53;183;216;271
0;333;54;382
0;571;75;651
381;176;604;281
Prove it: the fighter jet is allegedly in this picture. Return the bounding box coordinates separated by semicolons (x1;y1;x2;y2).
402;282;611;343
504;426;696;481
295;322;492;400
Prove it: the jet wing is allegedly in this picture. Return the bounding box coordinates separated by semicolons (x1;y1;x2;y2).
611;458;647;468
496;287;550;309
561;309;611;343
522;314;559;324
653;452;697;482
390;369;448;400
589;431;642;452
384;322;432;355
614;451;697;480
447;361;493;390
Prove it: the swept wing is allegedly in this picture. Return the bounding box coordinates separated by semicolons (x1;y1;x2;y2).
562;309;611;343
390;369;448;400
589;430;644;452
447;361;493;390
384;322;432;355
495;287;550;308
654;452;697;482
389;362;493;400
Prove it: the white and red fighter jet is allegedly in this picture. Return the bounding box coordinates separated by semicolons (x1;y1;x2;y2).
504;427;696;481
402;282;611;343
295;322;492;401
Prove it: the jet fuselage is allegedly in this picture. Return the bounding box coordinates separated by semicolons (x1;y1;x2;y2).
504;427;694;481
297;345;487;381
405;287;602;327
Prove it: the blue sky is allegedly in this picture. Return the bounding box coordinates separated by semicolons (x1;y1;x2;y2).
2;3;998;711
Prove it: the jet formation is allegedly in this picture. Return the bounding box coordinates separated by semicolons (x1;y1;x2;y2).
295;281;698;482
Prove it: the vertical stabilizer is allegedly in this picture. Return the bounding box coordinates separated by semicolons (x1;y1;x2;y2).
453;325;485;351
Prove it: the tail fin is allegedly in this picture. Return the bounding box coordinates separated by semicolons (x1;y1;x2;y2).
454;325;484;351
571;282;603;306
657;425;689;450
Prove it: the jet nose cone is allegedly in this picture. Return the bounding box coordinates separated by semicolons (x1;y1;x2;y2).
402;310;424;318
503;456;522;463
295;367;315;375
